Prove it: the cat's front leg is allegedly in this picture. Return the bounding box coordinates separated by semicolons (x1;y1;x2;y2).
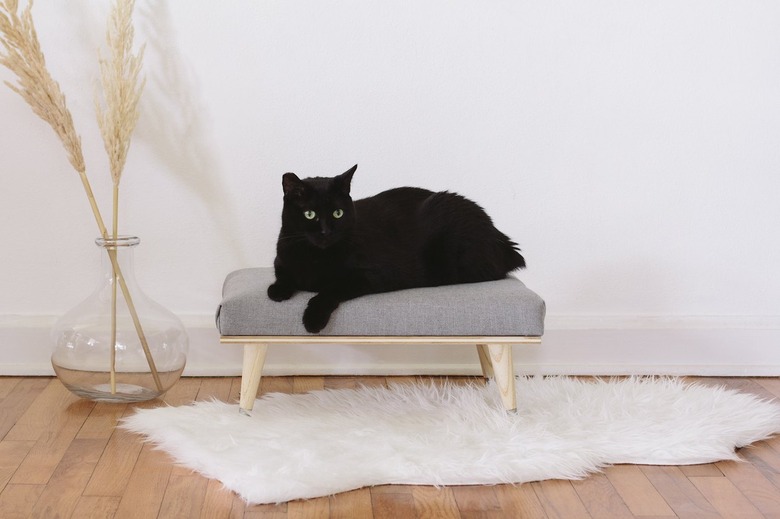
302;293;340;333
303;276;370;333
267;282;296;302
268;264;297;302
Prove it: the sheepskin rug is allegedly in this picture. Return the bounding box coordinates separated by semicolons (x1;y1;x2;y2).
121;377;780;504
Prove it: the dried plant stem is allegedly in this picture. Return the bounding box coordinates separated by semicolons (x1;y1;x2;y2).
110;245;163;392
110;288;117;392
79;168;161;392
79;167;162;392
110;186;119;394
96;0;146;393
1;0;161;391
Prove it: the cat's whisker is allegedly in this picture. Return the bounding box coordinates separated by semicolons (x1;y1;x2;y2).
277;233;307;242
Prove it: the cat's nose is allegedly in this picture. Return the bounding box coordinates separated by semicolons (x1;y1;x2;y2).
320;221;330;235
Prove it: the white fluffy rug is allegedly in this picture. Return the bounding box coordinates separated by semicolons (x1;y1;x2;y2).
121;377;780;504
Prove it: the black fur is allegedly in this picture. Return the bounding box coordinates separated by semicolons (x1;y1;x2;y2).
268;165;526;333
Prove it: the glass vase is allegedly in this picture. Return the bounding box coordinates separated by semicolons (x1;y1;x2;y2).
51;236;188;402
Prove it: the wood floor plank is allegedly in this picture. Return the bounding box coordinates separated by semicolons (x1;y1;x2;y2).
0;378;56;441
493;484;548;518
228;377;242;404
755;378;780;399
158;473;209;518
200;478;244;518
196;377;233;402
0;484;45;519
160;377;204;406
71;496;121;519
716;459;780;517
532;480;590;519
640;465;720;518
679;464;724;477
371;489;415;519
292;376;326;394
244;500;288;517
604;465;675;517
741;441;780;487
355;376;390;389
27;438;107;519
0;440;35;493
83;406;144;497
287;496;330;518
0;377;21;401
113;444;174;519
412;486;462;519
371;484;414;494
387;376;420;387
695;377;779;401
767;434;780;454
689;475;764;518
262;376;295;394
688;377;736;390
243;511;288;519
452;485;501;514
4;380;79;441
330;487;374;519
323;376;362;390
571;473;633;518
76;402;128;440
739;440;780;474
228;493;247;519
457;512;509;518
10;382;95;485
726;378;779;401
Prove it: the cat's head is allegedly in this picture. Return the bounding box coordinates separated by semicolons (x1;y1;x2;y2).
280;165;357;249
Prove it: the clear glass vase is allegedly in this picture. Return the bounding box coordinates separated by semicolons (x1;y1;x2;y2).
51;236;188;402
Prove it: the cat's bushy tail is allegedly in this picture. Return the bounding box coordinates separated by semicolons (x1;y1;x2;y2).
499;232;526;272
419;191;526;284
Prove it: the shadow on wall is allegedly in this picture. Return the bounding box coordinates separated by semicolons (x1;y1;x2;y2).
132;2;250;265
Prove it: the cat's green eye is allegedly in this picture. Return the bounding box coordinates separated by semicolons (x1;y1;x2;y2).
304;210;317;220
333;209;344;219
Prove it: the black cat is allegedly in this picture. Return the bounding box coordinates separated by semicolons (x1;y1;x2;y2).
268;165;526;333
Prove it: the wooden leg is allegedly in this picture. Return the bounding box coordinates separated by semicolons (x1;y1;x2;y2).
239;343;268;415
476;344;494;379
487;344;516;412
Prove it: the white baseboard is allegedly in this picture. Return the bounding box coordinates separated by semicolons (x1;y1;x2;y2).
2;315;780;377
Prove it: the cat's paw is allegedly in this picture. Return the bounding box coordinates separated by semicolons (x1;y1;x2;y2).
303;295;336;333
267;283;295;302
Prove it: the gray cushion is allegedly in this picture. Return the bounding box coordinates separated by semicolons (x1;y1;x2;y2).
216;268;545;337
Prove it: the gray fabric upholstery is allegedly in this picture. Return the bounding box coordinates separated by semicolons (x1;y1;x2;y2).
216;268;545;337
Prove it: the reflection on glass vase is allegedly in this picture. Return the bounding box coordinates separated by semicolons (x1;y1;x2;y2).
51;236;188;402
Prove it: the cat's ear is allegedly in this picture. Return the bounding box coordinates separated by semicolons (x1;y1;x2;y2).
332;164;357;195
282;173;304;198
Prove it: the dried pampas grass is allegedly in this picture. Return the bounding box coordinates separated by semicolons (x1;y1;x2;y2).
0;0;85;174
0;0;161;392
96;0;145;188
0;0;107;236
0;0;84;175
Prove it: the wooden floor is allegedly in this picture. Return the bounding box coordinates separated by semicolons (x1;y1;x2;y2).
2;376;780;518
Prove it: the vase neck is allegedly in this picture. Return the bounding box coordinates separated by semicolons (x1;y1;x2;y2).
97;235;139;286
96;236;140;249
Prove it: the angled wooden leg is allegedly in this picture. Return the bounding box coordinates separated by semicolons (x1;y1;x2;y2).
476;344;494;379
239;343;268;415
487;343;516;412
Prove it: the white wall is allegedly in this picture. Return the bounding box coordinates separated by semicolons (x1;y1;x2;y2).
2;1;779;376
